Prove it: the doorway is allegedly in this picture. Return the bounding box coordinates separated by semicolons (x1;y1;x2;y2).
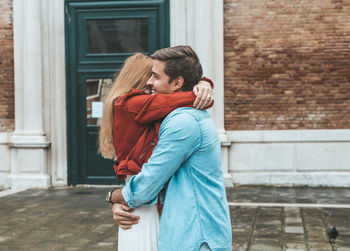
65;0;169;185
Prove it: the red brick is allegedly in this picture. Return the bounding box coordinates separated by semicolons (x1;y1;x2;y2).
0;0;14;132
224;0;350;130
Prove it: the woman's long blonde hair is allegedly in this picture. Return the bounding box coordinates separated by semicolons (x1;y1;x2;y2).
99;53;153;159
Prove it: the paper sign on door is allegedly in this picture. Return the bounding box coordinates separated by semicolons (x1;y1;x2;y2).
92;102;103;118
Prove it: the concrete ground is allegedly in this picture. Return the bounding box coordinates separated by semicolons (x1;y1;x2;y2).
0;186;350;251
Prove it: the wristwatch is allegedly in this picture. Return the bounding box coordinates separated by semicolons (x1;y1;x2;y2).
105;188;117;204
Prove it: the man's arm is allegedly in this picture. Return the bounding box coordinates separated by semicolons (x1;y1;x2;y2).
111;189;127;205
114;110;201;208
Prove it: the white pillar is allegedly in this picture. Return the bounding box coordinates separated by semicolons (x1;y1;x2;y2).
41;0;67;186
170;0;233;186
9;0;50;188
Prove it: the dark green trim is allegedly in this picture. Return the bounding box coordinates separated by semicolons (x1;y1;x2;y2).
65;0;169;185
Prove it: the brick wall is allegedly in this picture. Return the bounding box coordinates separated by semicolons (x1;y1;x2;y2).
0;0;14;132
224;0;350;130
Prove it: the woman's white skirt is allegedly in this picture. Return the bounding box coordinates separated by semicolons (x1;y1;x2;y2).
118;204;160;251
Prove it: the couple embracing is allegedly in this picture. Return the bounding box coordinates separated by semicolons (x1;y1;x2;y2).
99;45;232;251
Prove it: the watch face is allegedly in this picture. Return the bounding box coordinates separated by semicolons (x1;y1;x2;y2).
105;191;111;202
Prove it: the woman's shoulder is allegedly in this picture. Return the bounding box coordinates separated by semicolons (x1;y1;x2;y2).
129;89;147;95
114;89;148;104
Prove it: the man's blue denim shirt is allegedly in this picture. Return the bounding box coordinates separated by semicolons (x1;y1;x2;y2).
122;108;232;251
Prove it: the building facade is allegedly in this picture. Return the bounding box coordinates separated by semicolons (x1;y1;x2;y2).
0;0;349;189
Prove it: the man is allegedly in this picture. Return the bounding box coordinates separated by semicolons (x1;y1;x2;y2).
109;45;232;251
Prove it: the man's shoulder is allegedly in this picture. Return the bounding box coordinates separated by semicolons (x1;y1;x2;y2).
166;107;207;120
160;108;202;133
163;107;208;125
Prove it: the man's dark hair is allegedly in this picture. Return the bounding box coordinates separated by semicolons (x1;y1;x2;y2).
150;45;203;91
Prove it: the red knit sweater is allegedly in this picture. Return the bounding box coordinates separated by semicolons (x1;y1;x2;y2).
113;89;197;180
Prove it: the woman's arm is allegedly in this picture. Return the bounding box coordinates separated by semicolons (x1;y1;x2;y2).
125;91;195;124
125;78;214;124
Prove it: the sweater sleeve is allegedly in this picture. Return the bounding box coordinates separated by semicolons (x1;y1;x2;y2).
125;91;196;124
124;76;214;124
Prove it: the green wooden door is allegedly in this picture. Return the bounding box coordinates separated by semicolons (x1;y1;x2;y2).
65;0;169;185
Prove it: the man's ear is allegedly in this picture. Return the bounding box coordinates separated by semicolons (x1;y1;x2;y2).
173;76;184;91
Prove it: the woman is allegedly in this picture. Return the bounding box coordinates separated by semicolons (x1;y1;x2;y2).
99;53;213;251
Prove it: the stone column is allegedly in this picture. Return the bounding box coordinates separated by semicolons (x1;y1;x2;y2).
170;0;233;186
41;0;67;186
8;0;50;188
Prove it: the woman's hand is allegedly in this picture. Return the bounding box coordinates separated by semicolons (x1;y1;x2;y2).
193;80;214;109
112;203;140;229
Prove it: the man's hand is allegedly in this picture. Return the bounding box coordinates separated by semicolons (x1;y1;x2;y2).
112;203;140;229
193;80;214;109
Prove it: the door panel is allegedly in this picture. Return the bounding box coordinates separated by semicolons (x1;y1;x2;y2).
86;18;149;53
65;0;169;185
